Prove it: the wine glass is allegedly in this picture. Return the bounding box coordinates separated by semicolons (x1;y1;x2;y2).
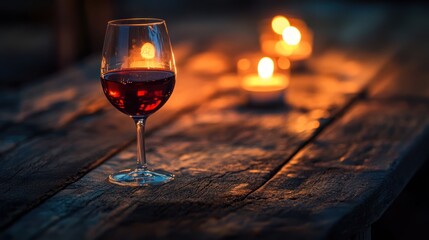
100;18;176;186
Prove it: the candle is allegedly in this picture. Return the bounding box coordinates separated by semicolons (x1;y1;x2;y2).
122;42;165;69
260;15;313;62
241;57;289;106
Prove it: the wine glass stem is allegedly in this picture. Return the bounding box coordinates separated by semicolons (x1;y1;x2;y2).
135;118;148;171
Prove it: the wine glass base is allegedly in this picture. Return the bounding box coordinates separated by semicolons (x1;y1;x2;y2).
108;168;174;187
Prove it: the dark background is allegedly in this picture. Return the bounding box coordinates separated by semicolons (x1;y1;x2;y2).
0;1;428;239
1;0;426;89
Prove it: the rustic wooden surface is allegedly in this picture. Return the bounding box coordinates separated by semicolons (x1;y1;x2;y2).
1;5;429;240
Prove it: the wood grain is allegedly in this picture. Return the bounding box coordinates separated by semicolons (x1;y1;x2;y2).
0;58;104;154
0;47;220;230
0;12;391;231
205;101;429;239
0;50;388;239
5;90;428;240
0;93;338;240
2;7;424;239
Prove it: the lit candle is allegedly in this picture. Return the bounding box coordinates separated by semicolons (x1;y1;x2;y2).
122;42;164;69
260;15;313;62
241;57;289;106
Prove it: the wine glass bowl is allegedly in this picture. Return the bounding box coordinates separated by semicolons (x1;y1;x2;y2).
101;70;175;117
101;18;176;186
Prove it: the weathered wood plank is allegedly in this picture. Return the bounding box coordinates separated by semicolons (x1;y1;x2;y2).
0;20;257;228
0;108;134;229
0;95;331;240
369;54;429;100
0;8;409;238
1;94;316;240
127;11;429;236
0;54;220;230
0;49;389;239
198;100;429;240
84;100;429;240
0;9;394;231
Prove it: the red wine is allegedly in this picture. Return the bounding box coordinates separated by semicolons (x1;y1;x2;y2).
101;70;175;116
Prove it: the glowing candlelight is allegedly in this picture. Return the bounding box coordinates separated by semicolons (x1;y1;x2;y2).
241;57;289;106
271;15;290;35
260;16;313;62
140;42;156;59
282;26;301;45
123;42;164;69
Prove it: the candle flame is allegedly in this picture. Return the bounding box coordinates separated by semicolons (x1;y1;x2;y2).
272;16;290;35
242;56;288;92
258;57;274;79
140;42;155;59
282;26;301;45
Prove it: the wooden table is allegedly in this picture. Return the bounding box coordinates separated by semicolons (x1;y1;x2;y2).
1;6;429;240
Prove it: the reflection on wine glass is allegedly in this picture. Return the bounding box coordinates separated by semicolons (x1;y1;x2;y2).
101;18;176;186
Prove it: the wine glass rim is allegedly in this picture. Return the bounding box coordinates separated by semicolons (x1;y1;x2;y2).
108;18;165;26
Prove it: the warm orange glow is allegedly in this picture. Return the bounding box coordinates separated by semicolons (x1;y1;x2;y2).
108;90;120;98
139;100;161;111
309;109;329;119
140;42;155;59
272;16;290;35
299;41;312;57
288;116;320;133
344;61;361;76
101;57;106;70
218;74;240;89
274;40;312;60
282;26;301;45
277;57;290;70
143;100;161;111
185;52;228;74
261;17;313;61
308;120;320;129
242;57;289;92
122;43;162;69
237;58;251;72
261;39;277;56
137;90;147;96
275;40;294;56
258;57;274;79
129;60;163;68
242;74;289;92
